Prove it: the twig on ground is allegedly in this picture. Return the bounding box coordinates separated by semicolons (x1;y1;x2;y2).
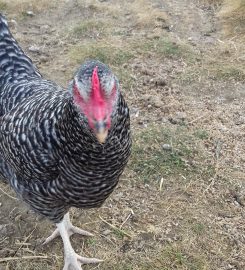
189;113;210;124
215;139;223;160
0;255;48;263
159;177;164;192
99;234;117;247
203;139;223;194
13;224;37;256
99;216;132;238
120;209;134;229
0;187;17;200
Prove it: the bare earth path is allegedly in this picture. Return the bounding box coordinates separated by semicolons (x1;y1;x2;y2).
0;0;244;269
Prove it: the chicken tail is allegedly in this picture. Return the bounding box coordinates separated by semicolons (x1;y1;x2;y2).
0;13;41;87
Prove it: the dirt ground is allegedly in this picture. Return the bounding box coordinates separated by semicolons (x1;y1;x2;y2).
0;0;244;269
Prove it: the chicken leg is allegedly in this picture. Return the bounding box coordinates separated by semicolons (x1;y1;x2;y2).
44;212;102;270
43;212;93;244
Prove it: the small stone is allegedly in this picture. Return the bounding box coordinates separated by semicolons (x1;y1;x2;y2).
171;83;179;89
147;33;161;39
40;55;48;63
28;45;40;53
9;19;17;27
161;117;168;123
40;24;50;30
14;214;22;222
166;237;173;243
154;78;167;86
130;107;138;114
168;117;177;124
140;94;151;101
25;11;35;17
134;110;140;118
40;24;51;33
132;63;141;69
175;111;187;120
162;144;172;151
141;67;153;76
217;124;228;132
234;116;245;125
169;112;187;124
102;229;112;236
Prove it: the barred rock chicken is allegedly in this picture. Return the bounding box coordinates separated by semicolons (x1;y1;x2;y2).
0;14;131;270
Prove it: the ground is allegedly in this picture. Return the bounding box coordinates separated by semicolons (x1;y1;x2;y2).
0;0;244;269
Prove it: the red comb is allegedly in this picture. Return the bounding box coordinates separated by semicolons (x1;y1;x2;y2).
91;66;103;103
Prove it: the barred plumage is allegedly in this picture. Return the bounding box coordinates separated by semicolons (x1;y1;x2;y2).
0;14;131;269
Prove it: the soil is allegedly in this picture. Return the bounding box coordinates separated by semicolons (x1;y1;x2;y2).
0;0;244;269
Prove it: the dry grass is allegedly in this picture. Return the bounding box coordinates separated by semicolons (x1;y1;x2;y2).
130;125;213;183
203;0;245;37
201;0;245;37
218;0;245;36
0;0;57;16
69;41;134;67
0;0;245;270
201;0;223;6
71;19;109;38
128;0;169;29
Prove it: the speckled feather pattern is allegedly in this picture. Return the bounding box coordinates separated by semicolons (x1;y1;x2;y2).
0;14;131;223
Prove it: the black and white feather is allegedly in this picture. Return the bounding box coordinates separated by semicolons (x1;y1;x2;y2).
0;14;131;224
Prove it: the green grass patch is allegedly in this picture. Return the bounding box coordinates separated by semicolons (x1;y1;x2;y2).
163;247;187;266
70;43;134;66
0;1;7;10
103;262;134;270
72;20;108;37
154;39;185;57
69;36;195;70
85;238;97;246
159;245;208;269
130;125;216;183
192;222;206;235
178;61;245;84
130;126;198;183
135;38;196;61
112;227;128;239
194;129;209;140
116;67;136;89
107;245;209;270
213;65;245;81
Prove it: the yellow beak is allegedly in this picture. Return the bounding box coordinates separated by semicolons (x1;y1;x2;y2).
96;128;108;144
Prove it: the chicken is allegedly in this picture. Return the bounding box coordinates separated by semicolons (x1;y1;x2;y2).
0;14;131;270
